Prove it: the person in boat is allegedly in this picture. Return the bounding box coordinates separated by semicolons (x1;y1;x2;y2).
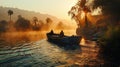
49;30;54;34
60;30;64;37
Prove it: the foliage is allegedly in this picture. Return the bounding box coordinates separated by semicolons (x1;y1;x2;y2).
98;26;120;65
93;0;120;21
8;10;13;21
8;10;13;16
68;0;91;26
68;0;97;39
14;15;31;31
33;17;38;26
69;0;120;22
0;20;8;32
46;17;52;24
32;17;40;30
44;17;53;30
69;0;120;40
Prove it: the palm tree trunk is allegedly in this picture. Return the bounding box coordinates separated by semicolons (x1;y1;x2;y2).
85;13;88;27
10;15;11;21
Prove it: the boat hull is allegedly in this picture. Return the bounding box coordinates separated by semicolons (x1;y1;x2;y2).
47;33;82;48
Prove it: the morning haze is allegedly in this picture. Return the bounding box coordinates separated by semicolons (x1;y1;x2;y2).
0;0;77;20
0;0;120;66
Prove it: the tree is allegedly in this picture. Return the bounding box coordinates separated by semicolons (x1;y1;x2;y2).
32;17;41;31
0;20;8;32
33;17;38;26
68;0;93;39
98;26;120;66
45;17;53;30
69;0;120;26
14;15;31;31
68;0;91;27
69;0;120;39
46;17;52;24
8;10;13;21
93;0;120;22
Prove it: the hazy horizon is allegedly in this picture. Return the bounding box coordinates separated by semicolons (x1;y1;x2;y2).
0;0;77;21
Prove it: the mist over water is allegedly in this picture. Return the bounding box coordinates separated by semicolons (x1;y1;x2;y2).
0;29;103;67
0;30;76;47
0;0;119;66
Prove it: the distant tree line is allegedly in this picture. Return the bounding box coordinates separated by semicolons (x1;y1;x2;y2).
0;9;70;33
0;9;55;32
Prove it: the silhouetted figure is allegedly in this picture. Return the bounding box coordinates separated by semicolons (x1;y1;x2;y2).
50;30;54;34
60;30;64;37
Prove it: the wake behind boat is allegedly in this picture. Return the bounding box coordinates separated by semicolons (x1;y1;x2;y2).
46;30;82;49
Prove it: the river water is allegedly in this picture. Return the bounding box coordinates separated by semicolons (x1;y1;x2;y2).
0;31;102;67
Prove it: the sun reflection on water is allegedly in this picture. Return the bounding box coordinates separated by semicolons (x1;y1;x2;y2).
80;38;85;45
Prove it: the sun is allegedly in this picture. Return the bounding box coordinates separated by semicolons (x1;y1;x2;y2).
81;11;85;19
80;38;85;45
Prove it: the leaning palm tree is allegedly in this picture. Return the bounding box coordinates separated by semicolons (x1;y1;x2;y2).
8;10;13;21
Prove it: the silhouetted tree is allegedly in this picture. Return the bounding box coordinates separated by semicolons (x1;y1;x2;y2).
8;10;13;21
93;0;120;23
38;20;44;30
69;0;120;39
69;0;120;28
68;0;95;39
0;20;8;32
45;17;53;30
14;15;31;31
33;17;38;26
68;0;91;27
46;17;52;24
32;17;42;30
98;26;120;66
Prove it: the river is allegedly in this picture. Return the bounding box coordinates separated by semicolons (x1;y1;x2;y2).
0;31;102;67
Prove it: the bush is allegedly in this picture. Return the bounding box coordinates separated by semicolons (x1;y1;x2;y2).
98;26;120;65
0;20;8;32
14;15;31;31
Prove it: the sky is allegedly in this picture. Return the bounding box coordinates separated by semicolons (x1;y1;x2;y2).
0;0;77;21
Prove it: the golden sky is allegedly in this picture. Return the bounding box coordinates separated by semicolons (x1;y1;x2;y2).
0;0;77;20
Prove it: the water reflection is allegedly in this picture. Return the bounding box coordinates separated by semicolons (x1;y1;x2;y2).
0;31;103;67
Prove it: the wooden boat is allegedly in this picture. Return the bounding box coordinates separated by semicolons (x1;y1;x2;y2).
46;30;82;48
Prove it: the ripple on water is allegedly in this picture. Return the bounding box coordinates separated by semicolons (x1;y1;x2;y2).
0;39;102;67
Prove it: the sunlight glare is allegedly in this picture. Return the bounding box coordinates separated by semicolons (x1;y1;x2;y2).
91;7;102;15
80;38;85;45
81;11;85;19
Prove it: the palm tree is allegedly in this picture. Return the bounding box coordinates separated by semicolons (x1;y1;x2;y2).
8;10;13;21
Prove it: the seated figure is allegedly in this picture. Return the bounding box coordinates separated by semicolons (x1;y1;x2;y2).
50;30;54;34
60;30;64;37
